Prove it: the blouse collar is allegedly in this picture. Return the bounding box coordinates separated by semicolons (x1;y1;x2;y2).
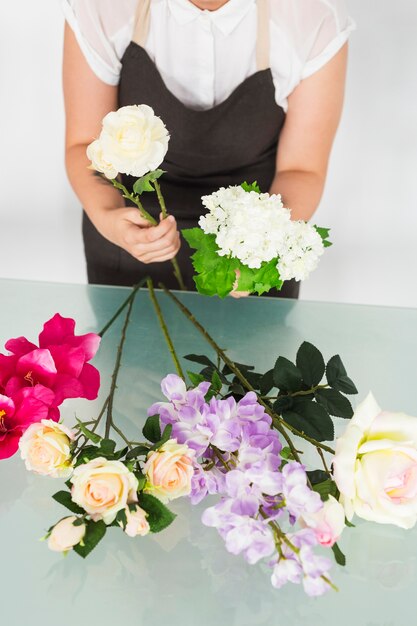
167;0;255;36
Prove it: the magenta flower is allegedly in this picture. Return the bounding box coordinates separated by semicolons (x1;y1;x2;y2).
0;386;57;459
0;314;100;407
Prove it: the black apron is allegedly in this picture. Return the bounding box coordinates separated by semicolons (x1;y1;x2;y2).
83;0;300;299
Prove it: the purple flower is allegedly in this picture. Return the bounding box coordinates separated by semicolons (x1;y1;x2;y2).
236;392;269;423
148;374;210;426
282;462;322;520
271;557;303;588
190;464;226;505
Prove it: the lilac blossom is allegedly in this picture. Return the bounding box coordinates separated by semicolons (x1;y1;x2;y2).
281;462;323;520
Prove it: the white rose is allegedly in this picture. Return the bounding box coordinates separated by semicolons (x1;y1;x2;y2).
300;495;345;547
70;457;138;525
334;393;417;529
86;139;118;180
19;419;75;478
87;104;169;179
122;505;150;538
48;516;86;552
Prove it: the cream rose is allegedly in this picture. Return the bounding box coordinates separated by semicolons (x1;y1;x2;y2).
87;104;170;179
70;457;138;525
121;505;150;538
144;439;194;503
19;419;75;478
300;495;345;547
48;516;86;552
334;393;417;529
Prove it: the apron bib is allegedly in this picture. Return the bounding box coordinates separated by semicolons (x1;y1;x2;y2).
83;0;299;298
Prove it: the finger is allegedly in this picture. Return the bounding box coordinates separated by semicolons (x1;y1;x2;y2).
123;208;155;228
229;290;250;299
145;215;178;243
138;243;181;264
128;226;179;252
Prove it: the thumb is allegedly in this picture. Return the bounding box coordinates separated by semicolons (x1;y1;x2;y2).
125;208;155;228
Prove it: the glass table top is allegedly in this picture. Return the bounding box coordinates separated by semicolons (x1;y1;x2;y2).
1;278;417;626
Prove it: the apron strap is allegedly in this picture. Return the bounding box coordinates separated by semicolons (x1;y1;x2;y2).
132;0;151;47
132;0;270;70
256;0;270;71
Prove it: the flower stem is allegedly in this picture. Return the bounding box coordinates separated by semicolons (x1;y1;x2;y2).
159;285;335;457
104;286;138;439
147;279;185;379
98;278;148;337
317;446;332;475
153;180;186;291
111;179;157;224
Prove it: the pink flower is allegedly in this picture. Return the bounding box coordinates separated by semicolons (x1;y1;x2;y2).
300;495;345;547
0;314;100;407
0;386;57;459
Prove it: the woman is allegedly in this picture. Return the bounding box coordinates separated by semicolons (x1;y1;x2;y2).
63;0;354;296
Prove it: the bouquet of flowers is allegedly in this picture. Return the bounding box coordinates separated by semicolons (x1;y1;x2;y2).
2;283;417;599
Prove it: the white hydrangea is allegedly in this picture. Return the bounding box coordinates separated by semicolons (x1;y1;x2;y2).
198;186;324;281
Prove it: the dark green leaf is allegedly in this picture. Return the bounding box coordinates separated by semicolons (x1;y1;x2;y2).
142;414;162;444
272;395;294;414
99;438;116;455
345;518;355;528
76;420;102;444
132;169;165;194
225;383;246;399
282;400;334;441
150;424;173;451
126;445;151;460
112;508;128;530
135;471;147;491
52;491;84;515
312;479;338;501
73;520;106;558
259;369;275;396
113;446;129;460
273;357;303;392
222;362;255;375
241;181;262;193
307;469;329;485
184;353;216;368
296;342;325;387
332;543;346;566
326;355;358;395
315;388;353;418
74;445;103;467
138;493;176;533
187;371;206;387
211;370;223;393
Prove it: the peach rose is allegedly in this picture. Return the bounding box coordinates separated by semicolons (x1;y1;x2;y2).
121;505;150;538
144;440;194;502
70;457;138;525
300;495;345;547
334;393;417;529
19;419;74;478
48;516;86;552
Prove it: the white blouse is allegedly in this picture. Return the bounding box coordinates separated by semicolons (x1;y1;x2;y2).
63;0;355;112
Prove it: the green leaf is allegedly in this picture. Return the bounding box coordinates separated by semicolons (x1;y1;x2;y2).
211;369;223;393
307;469;329;485
280;446;292;460
345;518;355;528
135;471;147;491
222;362;255;375
74;445;105;466
184;354;216;368
142;414;162;444
113;446;129;460
125;445;151;460
273;357;303;392
282;400;334;441
99;438;116;455
259;369;275;396
114;508;127;530
73;520;106;558
272;395;294;414
326;355;358;395
132;169;165;194
315;388;353;418
312;479;338;501
187;371;206;387
332;543;346;566
315;225;332;248
236;259;283;295
296;342;325;387
138;493;176;533
52;491;84;515
150;424;173;451
241;181;262;193
76;420;102;444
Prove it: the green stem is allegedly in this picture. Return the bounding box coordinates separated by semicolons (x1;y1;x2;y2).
290;384;329;398
111;179;157;225
110;419;132;449
211;446;232;471
159;285;336;457
98;278;148;337
147;279;185;379
317;446;332;475
104;287;137;439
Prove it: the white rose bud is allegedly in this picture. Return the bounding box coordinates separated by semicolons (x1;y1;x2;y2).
47;516;86;552
122;505;150;538
334;392;417;529
70;457;138;525
19;419;75;478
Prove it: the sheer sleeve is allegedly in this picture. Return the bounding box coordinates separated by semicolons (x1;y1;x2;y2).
62;0;136;85
270;0;355;111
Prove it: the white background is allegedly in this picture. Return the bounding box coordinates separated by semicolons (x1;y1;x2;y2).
1;0;416;307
